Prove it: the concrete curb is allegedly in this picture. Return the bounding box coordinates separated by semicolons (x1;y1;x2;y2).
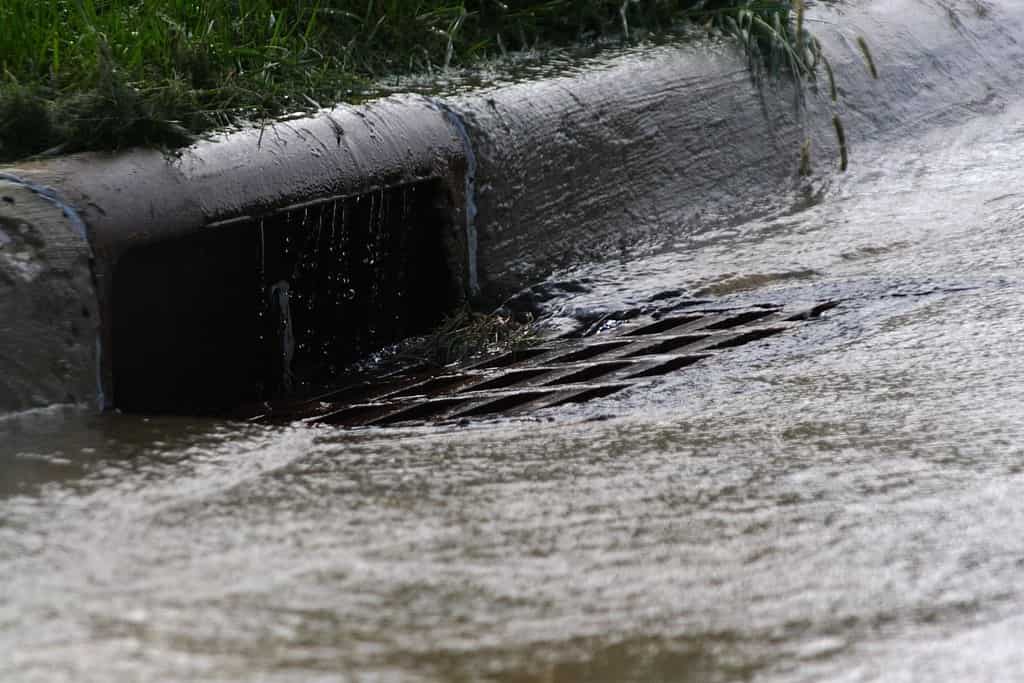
0;180;97;412
449;0;1024;301
2;0;1022;413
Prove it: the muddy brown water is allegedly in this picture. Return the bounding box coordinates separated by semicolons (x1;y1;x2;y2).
6;34;1024;683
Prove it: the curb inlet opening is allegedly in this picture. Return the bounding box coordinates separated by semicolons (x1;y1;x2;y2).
111;179;459;414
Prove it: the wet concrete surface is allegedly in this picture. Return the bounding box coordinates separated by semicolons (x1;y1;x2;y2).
4;66;1024;681
456;0;1024;304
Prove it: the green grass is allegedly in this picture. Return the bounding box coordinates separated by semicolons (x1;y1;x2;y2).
0;1;812;161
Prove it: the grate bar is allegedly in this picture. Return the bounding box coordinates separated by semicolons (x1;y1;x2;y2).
247;300;838;427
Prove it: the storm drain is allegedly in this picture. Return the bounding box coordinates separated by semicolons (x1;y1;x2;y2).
110;179;459;413
241;300;838;427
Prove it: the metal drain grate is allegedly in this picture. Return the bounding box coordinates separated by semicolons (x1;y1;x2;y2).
241;300;838;427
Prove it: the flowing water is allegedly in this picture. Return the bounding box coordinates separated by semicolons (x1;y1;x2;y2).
5;56;1024;683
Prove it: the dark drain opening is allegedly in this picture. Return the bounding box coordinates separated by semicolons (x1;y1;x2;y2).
549;341;631;363
706;309;776;330
374;397;469;425
546;384;629;407
389;374;479;399
111;179;459;414
786;301;839;320
628;354;710;378
625;315;704;336
464;368;552;392
473;348;553;369
625;335;710;357
710;327;786;349
312;402;401;427
110;221;263;414
546;361;632;385
455;390;554;417
313;380;411;405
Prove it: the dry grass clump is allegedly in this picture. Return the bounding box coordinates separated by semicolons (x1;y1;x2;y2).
395;306;538;368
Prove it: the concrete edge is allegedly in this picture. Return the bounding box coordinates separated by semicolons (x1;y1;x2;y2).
0;180;98;412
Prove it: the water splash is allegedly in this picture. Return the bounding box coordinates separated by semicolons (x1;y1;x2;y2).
429;98;480;297
267;280;295;396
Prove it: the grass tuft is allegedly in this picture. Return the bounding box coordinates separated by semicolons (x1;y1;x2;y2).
0;81;56;160
857;36;879;79
707;2;879;173
832;114;848;172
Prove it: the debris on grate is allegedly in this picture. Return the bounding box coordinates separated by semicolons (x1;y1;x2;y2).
239;300;838;428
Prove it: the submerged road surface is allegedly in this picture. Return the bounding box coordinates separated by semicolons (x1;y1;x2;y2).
4;96;1024;683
